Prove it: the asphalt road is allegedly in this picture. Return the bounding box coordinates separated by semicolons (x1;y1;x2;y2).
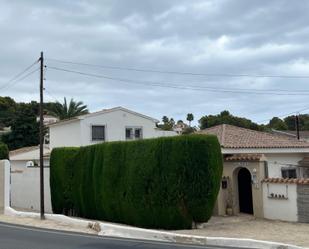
0;221;244;249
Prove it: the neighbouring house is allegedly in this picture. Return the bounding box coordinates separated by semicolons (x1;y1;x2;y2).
173;121;189;134
9;146;52;212
36;115;59;126
8;106;177;212
48;106;177;149
198;124;309;223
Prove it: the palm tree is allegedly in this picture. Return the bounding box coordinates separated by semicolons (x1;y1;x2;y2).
186;113;194;127
47;97;89;120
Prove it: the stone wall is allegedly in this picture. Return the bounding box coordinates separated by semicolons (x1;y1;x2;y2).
297;184;309;222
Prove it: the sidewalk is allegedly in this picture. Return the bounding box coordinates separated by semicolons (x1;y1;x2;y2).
175;215;309;248
1;212;308;248
0;214;96;235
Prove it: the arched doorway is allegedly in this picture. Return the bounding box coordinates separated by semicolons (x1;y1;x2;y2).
238;168;253;214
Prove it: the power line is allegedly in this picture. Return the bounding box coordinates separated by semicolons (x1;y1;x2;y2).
257;106;309;124
0;67;40;92
45;89;60;103
0;60;39;90
46;66;309;96
47;57;309;79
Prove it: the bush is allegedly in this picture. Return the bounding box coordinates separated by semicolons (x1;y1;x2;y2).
0;143;9;160
50;135;223;229
49;147;79;214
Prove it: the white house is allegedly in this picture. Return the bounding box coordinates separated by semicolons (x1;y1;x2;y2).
49;106;177;149
8;107;177;212
198;124;309;223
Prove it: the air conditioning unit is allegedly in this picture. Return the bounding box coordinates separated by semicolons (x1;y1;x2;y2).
26;161;34;167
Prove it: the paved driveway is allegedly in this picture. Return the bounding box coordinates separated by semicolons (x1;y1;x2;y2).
176;215;309;247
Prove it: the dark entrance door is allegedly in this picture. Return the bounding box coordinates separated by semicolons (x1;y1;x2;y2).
238;168;253;214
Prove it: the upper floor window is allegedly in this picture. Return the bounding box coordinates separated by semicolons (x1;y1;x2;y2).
126;127;143;140
281;167;297;179
92;125;105;141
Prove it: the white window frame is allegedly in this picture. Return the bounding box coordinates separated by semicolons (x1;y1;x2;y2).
125;126;143;140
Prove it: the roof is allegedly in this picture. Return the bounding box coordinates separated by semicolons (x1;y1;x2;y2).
272;130;309;139
197;124;309;149
48;106;159;127
225;154;262;161
9;145;50;158
262;178;309;185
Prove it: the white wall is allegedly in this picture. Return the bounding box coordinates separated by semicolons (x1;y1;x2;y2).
0;160;10;212
50;109;177;148
11;167;52;213
80;109;159;144
264;153;306;178
50;120;81;148
262;182;298;222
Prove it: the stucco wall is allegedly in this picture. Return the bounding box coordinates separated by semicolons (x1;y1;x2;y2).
50;109;177;148
50;120;81;148
216;161;264;218
79;109;160;145
10;167;52;213
261;153;305;178
262;183;298;222
0;160;10;213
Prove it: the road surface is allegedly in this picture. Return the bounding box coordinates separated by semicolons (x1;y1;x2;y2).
0;221;244;249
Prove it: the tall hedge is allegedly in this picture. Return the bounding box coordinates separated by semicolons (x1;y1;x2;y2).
0;143;9;160
50;135;222;229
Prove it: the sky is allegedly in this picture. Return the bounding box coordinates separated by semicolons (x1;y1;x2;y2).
1;0;309;125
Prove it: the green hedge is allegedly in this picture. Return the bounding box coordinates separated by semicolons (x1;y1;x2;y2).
50;135;223;229
0;143;9;160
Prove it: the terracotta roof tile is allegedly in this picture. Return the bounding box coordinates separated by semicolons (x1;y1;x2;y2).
197;124;309;149
262;178;309;185
225;154;262;161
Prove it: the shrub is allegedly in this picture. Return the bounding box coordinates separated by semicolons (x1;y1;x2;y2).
0;143;9;160
49;147;79;214
50;135;223;229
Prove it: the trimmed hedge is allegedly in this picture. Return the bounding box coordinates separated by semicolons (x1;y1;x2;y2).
50;135;223;229
0;143;9;160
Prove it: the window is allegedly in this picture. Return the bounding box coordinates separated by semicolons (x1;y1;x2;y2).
92;125;105;141
125;127;143;140
264;162;269;178
126;128;133;140
281;167;297;178
135;128;142;139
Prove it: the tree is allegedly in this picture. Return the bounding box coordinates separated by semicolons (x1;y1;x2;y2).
268;117;288;130
199;110;264;131
162;116;169;124
46;97;89;120
157;116;174;131
2;103;40;150
0;96;17;129
0;143;9;159
186;113;194;127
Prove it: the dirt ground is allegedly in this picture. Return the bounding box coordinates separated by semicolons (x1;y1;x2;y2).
176;215;309;247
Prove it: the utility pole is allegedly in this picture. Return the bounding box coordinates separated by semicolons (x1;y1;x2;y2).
295;114;300;140
39;51;45;220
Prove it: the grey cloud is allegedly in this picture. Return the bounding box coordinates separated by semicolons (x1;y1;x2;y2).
1;0;309;124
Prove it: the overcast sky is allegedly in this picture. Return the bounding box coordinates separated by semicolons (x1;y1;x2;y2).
1;0;309;125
